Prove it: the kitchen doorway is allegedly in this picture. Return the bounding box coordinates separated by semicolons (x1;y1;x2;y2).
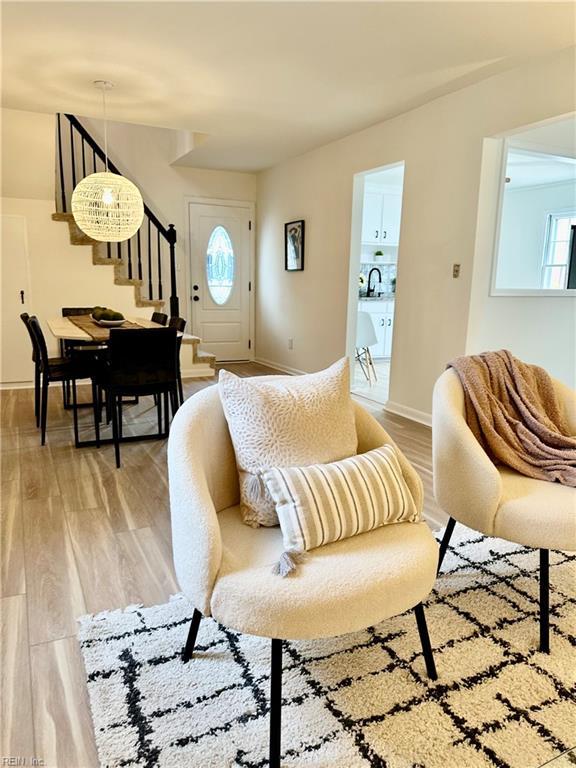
346;163;405;404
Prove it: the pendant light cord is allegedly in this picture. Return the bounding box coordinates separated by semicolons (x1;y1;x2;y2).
102;85;109;172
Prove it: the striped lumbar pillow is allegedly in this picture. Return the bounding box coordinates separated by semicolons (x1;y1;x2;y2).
262;444;420;575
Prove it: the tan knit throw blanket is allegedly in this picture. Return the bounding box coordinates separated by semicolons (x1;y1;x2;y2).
448;350;576;487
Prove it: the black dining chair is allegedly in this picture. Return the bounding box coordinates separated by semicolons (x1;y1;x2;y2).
151;312;168;326
60;307;95;357
168;316;187;406
98;327;179;468
27;316;100;446
61;306;107;408
20;313;40;428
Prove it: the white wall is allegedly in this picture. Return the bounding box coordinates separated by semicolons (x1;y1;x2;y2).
496;181;575;290
0;107;257;384
255;47;576;417
467;139;576;387
1;109;55;200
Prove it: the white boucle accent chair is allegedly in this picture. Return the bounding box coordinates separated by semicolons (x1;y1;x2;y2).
433;368;576;653
168;382;439;767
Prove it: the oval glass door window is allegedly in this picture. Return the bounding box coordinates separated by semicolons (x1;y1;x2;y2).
206;225;235;305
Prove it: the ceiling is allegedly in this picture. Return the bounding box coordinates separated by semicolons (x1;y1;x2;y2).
2;2;575;172
506;150;576;189
506;116;576;188
509;116;576;158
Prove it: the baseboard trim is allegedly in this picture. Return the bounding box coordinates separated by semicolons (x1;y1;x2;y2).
0;380;34;390
384;400;432;427
253;357;305;376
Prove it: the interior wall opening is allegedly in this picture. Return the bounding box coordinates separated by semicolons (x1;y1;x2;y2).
347;162;405;405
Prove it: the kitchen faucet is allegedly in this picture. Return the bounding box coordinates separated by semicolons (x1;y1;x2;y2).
367;267;382;298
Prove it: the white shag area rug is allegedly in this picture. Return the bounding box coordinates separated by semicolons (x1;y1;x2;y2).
78;527;575;768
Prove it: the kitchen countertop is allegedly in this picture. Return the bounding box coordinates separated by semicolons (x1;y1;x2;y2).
358;294;396;301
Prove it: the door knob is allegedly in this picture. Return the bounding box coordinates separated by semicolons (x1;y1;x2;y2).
193;284;199;291
193;296;199;302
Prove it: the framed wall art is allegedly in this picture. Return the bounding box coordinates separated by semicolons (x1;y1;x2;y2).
285;219;305;271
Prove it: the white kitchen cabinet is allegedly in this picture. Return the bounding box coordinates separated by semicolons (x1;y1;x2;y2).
383;312;394;358
361;192;384;244
372;312;387;356
380;194;402;247
358;300;395;359
361;192;402;247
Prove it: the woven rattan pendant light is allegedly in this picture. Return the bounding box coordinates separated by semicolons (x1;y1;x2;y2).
71;81;144;242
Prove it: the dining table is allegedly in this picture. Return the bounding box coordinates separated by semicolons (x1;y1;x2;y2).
46;315;199;344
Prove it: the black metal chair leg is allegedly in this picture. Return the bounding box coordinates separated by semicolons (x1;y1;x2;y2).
72;378;80;448
269;638;282;768
177;373;184;407
170;387;178;419
118;398;123;440
157;392;162;434
40;374;49;446
181;609;202;662
34;363;40;427
540;548;550;653
92;379;100;448
163;391;170;435
111;393;121;469
414;603;437;680
437;517;456;574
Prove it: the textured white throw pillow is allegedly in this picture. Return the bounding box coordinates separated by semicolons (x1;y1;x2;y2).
263;444;420;575
219;358;357;527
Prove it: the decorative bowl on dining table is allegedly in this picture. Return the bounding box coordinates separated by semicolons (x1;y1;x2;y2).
94;318;126;327
91;307;126;327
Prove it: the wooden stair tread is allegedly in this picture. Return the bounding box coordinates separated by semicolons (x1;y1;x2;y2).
194;350;216;369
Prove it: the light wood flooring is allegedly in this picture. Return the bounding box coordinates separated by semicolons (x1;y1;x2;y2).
352;358;391;404
0;362;444;766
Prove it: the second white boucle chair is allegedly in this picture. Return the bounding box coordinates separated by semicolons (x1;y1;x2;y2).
433;368;576;653
168;383;439;767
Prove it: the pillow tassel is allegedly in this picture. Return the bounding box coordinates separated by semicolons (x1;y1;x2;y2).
272;549;305;577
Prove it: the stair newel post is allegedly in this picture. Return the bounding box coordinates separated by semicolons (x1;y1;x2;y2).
167;224;179;318
157;229;163;301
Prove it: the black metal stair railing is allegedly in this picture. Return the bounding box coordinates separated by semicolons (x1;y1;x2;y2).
55;113;179;316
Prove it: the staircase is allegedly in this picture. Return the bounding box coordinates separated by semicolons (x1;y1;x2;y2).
51;212;163;310
53;113;215;373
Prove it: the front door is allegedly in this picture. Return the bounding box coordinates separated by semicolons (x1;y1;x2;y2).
189;202;252;361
